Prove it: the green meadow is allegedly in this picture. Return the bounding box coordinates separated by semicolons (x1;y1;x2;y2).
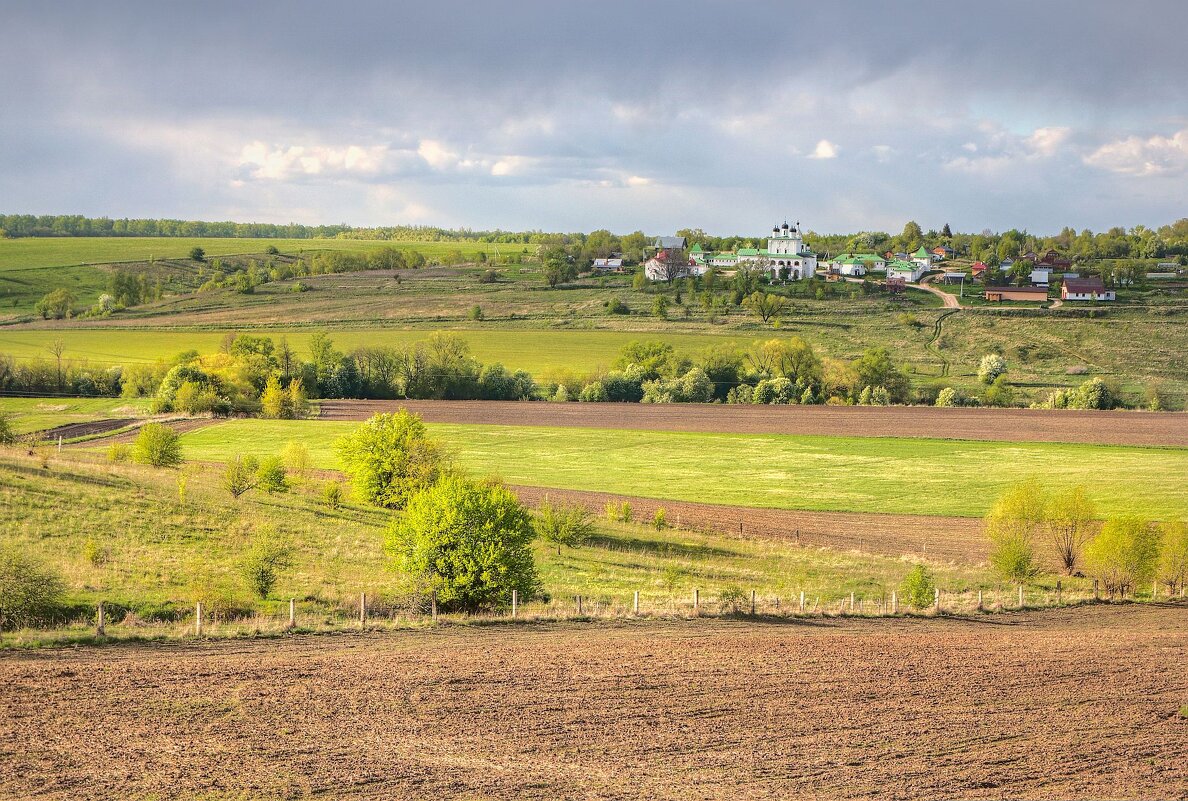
0;237;499;272
175;419;1188;519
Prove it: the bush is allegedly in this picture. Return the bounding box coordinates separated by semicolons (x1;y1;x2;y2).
899;564;936;609
223;455;259;498
386;476;541;613
130;423;182;468
1084;516;1161;598
534;498;594;554
239;529;295;599
977;354;1008;384
189;247;206;262
935;387;960;407
605;298;630;315
335;412;446;509
468;305;484;321
478;269;499;284
984;484;1043;584
256;456;288;493
719;584;748;613
0;413;14;445
322;481;343;510
653;507;668;531
35;288;77;320
579;381;609;402
606;500;632;523
1159;521;1188;594
0;551;66;630
282;441;310;479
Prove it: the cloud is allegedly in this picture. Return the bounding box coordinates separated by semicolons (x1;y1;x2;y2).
809;139;838;159
1026;126;1071;157
239;141;393;180
1084;128;1188;176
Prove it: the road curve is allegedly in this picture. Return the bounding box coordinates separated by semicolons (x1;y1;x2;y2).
319;399;1188;447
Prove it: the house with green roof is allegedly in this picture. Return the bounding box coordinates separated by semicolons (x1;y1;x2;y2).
887;259;926;283
911;246;934;269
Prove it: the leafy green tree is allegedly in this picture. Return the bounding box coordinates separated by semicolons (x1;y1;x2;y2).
256;456;288;493
1158;521;1188;594
1046;486;1097;574
288;379;309;418
223;454;260;498
130;423;182;468
0;413;15;445
1084;516;1161;598
259;374;291;419
985;483;1045;584
542;248;576;287
239;528;295;599
534;498;595;555
851;348;910;403
935;387;960;407
651;295;669;319
386;476;541;612
743;291;787;324
336;412;446;509
189;246;206;262
34;288;76;320
0;551;66;630
899;564;936;609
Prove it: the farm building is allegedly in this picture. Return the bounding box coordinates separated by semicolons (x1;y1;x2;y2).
941;272;966;284
592;258;624;272
887;259;926;283
983;286;1048;302
1030;267;1053;287
1061;277;1116;302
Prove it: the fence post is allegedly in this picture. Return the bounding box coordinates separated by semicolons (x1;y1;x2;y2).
195;602;203;636
359;592;367;627
96;601;105;637
799;591;805;613
1093;579;1100;600
849;591;855;613
58;435;63;454
693;588;700;616
795;528;800;545
977;590;983;611
750;589;756;616
577;595;583;616
288;598;296;629
933;588;940;615
633;590;639;615
1152;580;1158;601
431;590;437;622
891;590;898;615
1056;580;1062;605
511;589;518;619
1018;585;1024;609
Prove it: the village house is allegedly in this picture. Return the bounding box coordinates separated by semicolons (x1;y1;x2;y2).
971;261;989;279
591;257;624;272
887;259;927;283
984;286;1049;302
829;252;886;277
1061;277;1116;302
1030;266;1053;287
644;248;704;281
911;246;934;269
931;245;954;260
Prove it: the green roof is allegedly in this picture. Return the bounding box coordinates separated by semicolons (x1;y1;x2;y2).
738;248;760;256
690;243;704;252
888;260;918;270
913;246;930;257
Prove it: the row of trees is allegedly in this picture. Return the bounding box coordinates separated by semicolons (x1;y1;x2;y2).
985;484;1187;597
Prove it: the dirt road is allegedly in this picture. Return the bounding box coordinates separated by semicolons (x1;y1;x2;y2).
320;399;1188;447
2;605;1184;800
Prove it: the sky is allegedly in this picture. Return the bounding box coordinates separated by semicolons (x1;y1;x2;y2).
3;0;1187;236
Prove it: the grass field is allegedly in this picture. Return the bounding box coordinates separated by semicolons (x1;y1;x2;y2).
174;419;1188;519
0;450;994;624
0;237;501;272
0;397;147;433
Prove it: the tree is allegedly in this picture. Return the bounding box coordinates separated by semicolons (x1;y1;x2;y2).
1084;516;1161;598
743;291;787;324
386;476;541;612
651;295;669;319
34;288;76;320
335;411;446;509
0;413;15;445
130;423;182;467
256;456;288;493
189;247;206;262
1158;521;1188;594
984;483;1045;583
851;347;910;403
899;564;936;609
0;550;65;630
1046;486;1097;574
259;374;290;419
223;454;260;498
977;354;1007;384
542;248;576;288
239;528;295;599
288;379;309;418
534;498;595;555
935;387;960;407
900;220;923;251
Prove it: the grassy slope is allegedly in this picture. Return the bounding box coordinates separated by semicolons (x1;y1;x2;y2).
0;451;993;618
173;419;1188;519
0;397;148;434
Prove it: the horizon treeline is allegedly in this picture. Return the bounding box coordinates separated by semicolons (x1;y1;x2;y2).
3;214;1188;261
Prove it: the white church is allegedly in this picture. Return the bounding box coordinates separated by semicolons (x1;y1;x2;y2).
687;220;818;281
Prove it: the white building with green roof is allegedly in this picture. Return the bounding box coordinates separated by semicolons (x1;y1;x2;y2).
687;220;818;281
828;252;886;277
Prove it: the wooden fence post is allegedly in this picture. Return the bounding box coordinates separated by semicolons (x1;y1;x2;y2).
799;591;805;613
891;590;898;615
577;595;583;616
750;589;756;616
57;435;63;454
1056;580;1062;605
195;602;203;636
633;590;639;615
977;590;983;611
1093;579;1100;600
795;528;800;545
431;590;437;621
933;588;940;616
1018;585;1024;608
359;592;367;627
1152;580;1158;601
511;589;518;619
693;588;700;616
96;601;105;637
288;598;295;629
849;591;855;613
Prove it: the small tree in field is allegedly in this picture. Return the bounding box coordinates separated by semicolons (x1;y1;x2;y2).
0;413;15;445
1084;516;1161;598
259;375;291;419
1046;486;1097;574
387;477;541;612
131;423;182;468
0;551;65;630
977;354;1007;384
534;498;595;555
1158;520;1188;594
223;455;260;498
743;291;787;324
899;564;936;609
255;456;288;493
189;247;206;262
239;529;295;599
985;483;1044;584
653;508;668;531
336;412;446;509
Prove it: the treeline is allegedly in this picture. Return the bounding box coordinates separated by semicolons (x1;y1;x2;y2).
0;215;352;240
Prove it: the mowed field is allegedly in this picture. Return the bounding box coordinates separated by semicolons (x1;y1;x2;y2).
0;236;497;272
2;606;1184;801
174;419;1188;518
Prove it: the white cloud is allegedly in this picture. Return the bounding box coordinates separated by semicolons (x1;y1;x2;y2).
626;175;653;187
1026;126;1071;156
417;139;459;170
809;139;838;159
239;141;391;180
1084;128;1188;176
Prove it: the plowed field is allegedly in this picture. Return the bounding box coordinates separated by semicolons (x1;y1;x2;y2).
2;605;1184;800
319;399;1188;446
510;484;986;563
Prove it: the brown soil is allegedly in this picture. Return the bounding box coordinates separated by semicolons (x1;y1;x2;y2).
2;605;1184;800
32;417;134;440
511;484;985;563
319;399;1188;446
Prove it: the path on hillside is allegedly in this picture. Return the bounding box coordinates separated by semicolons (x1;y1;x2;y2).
920;273;963;308
319;400;1188;446
3;605;1183;801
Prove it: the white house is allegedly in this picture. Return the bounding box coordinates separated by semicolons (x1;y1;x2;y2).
1061;277;1116;302
644;249;705;281
592;257;624;272
886;259;926;283
830;252;885;276
911;246;934;269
